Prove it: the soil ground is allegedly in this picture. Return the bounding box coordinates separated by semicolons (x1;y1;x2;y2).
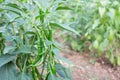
54;31;120;80
60;50;120;80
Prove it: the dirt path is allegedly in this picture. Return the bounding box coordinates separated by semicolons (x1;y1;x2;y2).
61;50;120;80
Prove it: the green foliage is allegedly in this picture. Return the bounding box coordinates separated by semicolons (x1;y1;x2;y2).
85;0;120;66
60;0;120;66
0;0;74;80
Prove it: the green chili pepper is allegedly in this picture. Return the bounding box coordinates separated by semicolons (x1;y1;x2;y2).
48;29;53;41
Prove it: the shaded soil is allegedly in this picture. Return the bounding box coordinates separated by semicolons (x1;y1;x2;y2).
60;50;120;80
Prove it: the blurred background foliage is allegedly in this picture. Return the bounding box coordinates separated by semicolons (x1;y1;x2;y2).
53;0;120;66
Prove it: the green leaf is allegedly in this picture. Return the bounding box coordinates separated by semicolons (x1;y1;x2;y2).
56;55;73;65
110;53;115;64
106;52;111;58
13;36;23;45
34;0;51;12
6;3;22;11
4;3;23;16
56;6;72;10
50;22;79;35
100;0;109;7
3;46;16;54
15;45;31;54
17;72;32;80
25;31;36;35
116;34;120;39
0;62;18;80
53;48;60;56
0;54;16;67
71;41;79;51
93;40;99;49
107;8;115;19
47;73;60;80
99;7;106;17
0;8;3;12
99;38;108;51
55;64;72;80
19;0;28;2
45;40;53;46
92;19;100;29
117;56;120;65
4;9;22;16
0;0;4;3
